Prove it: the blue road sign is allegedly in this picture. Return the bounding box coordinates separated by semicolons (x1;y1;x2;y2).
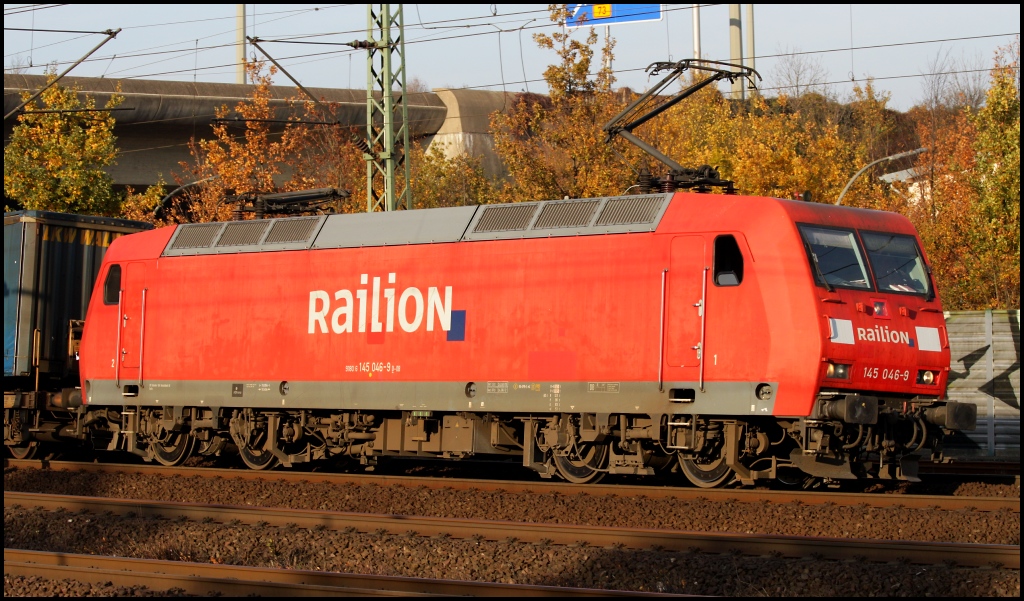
566;4;663;29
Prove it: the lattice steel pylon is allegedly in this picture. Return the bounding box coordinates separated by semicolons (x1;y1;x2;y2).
362;4;411;212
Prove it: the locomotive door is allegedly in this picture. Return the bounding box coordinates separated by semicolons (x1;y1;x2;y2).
665;236;706;369
120;262;147;382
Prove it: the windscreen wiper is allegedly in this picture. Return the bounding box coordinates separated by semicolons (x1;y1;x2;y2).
808;246;834;292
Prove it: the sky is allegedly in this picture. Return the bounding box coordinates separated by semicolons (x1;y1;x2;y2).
3;4;1020;111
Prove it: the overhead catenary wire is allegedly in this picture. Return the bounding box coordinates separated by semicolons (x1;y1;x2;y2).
4;4;712;72
6;4;1014;84
3;32;92;61
4;27;112;35
4;27;121;121
3;4;67;16
103;7;339;79
103;48;1019;98
2;5;345;73
121;5;349;31
272;4;717;43
4;7;1016;118
110;27;1015;92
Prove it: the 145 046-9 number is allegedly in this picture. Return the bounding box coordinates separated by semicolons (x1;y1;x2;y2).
863;367;910;381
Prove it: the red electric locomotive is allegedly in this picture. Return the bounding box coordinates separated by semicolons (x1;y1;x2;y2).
13;60;977;487
73;187;975;486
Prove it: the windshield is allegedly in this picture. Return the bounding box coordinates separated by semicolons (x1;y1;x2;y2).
860;231;930;295
799;225;872;290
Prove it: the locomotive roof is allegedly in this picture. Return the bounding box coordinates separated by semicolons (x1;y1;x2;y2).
159;193;676;257
129;192;917;260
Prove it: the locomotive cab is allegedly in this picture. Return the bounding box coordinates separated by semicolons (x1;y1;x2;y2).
787;216;976;481
645;194;978;486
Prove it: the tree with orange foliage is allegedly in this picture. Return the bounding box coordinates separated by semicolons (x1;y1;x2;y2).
905;109;979;309
158;61;302;223
281;99;368;215
491;6;636;202
968;40;1020;308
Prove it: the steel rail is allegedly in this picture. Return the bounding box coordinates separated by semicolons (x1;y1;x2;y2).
6;459;1019;512
918;460;1021;477
3;548;661;597
5;492;1018;569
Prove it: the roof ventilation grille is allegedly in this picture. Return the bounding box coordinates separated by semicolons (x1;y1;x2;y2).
264;217;320;244
473;204;538;233
595;195;665;226
533;200;599;229
170;223;223;249
216;221;270;247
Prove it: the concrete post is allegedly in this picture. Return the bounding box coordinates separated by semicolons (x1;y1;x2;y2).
236;4;246;85
744;4;755;74
692;4;701;61
605;25;612;72
728;4;743;100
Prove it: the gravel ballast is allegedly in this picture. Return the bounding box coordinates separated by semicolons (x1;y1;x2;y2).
4;575;197;598
4;506;1020;597
4;467;1019;545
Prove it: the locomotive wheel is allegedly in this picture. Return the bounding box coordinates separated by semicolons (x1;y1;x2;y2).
230;410;279;470
679;453;733;488
775;467;814;488
553;441;609;484
239;444;279;470
7;441;42;460
151;433;198;466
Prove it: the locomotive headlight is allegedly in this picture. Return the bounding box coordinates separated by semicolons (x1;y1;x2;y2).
917;370;936;385
826;362;851;379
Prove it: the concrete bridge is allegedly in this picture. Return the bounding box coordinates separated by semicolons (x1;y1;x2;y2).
4;74;511;190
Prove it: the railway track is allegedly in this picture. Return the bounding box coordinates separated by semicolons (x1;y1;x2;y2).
4;491;1019;570
6;458;1019;512
3;548;662;597
918;460;1021;477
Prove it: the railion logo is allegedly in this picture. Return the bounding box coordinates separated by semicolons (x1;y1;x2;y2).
857;325;912;346
309;273;458;336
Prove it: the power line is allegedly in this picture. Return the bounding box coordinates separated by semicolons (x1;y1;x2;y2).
754;32;1020;62
108;38;1016;95
5;5;1016;101
112;27;1016;84
2;5;345;73
8;5;1014;83
4;32;92;60
3;4;67;16
273;4;717;42
758;66;1019;94
101;6;342;79
120;5;350;30
4;27;111;35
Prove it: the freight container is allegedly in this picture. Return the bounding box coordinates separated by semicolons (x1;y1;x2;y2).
4;211;152;392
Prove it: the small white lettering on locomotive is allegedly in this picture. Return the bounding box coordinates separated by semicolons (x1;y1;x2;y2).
862;367;911;381
308;273;452;334
856;325;911;345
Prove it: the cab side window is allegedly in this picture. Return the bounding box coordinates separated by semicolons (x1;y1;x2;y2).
714;235;743;286
103;264;121;305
